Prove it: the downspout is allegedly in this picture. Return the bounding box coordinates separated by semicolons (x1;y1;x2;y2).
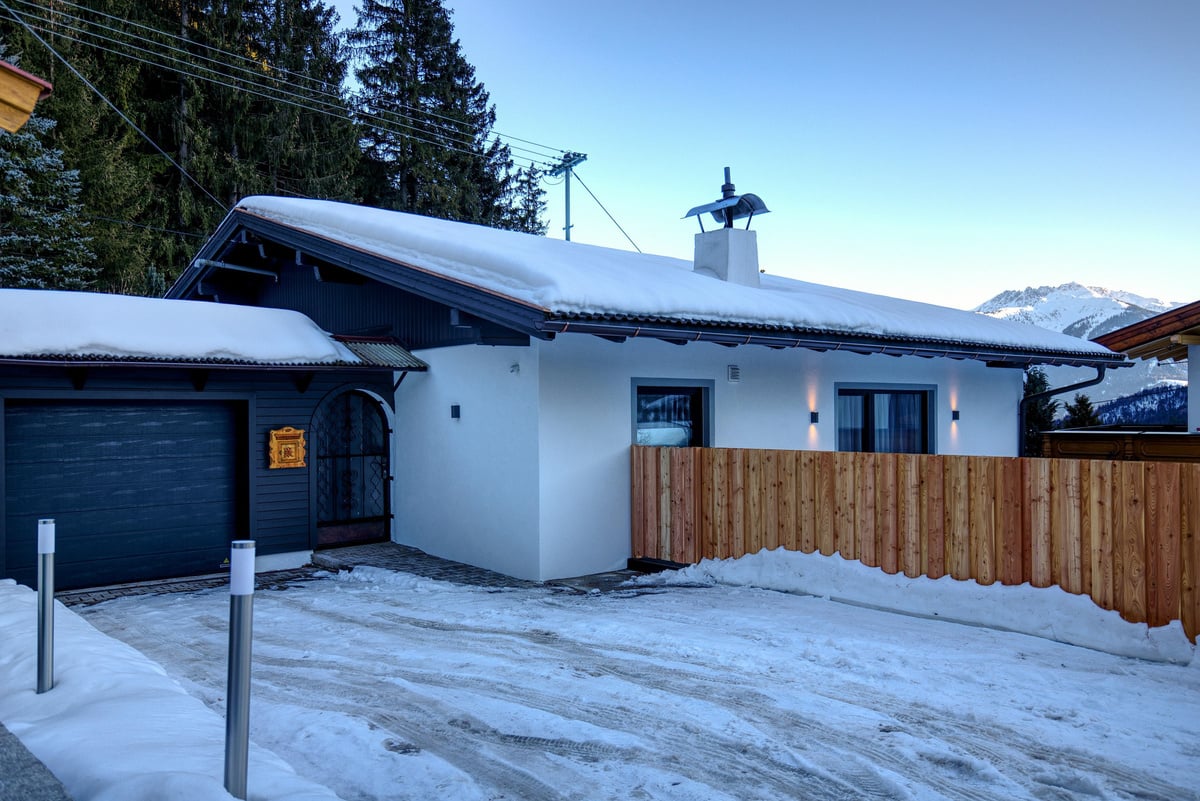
1018;366;1107;456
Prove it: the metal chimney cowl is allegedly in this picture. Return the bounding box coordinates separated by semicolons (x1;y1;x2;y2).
694;227;760;287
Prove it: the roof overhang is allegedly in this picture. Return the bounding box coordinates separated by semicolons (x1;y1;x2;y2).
1093;300;1200;362
539;317;1132;369
170;209;550;340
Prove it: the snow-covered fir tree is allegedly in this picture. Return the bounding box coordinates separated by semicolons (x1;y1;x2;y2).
0;114;97;290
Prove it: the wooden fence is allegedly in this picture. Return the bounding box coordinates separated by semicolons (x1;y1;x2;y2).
630;445;1200;642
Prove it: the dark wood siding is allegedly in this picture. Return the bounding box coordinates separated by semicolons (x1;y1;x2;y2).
0;366;393;588
203;259;527;349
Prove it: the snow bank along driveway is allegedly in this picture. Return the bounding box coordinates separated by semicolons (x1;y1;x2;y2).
66;564;1199;801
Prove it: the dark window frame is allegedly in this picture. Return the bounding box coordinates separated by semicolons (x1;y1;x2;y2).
631;378;714;447
835;383;937;454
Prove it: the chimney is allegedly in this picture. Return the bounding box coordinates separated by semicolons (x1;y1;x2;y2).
683;167;769;288
694;227;760;287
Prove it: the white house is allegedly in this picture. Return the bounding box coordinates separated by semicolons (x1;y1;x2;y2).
168;197;1126;581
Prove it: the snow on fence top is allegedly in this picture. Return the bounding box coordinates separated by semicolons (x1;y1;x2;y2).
0;288;359;365
236;196;1119;359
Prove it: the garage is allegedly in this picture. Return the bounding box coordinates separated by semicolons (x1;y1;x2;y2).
4;400;244;590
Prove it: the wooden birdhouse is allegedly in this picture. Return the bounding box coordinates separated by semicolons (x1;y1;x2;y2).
0;59;53;133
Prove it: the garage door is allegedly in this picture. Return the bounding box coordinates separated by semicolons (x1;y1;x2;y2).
4;400;243;590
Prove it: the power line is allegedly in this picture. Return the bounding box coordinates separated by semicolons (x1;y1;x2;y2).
571;170;642;253
0;0;227;212
6;0;568;166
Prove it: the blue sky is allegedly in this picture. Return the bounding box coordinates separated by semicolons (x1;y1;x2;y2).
332;0;1198;310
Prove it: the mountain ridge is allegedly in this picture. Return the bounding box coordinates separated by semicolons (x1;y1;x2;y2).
971;282;1187;407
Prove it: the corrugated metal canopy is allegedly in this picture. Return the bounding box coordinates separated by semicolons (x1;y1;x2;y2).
332;336;428;370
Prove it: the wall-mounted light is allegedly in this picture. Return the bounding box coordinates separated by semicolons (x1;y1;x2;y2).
451;404;461;420
810;411;820;424
951;409;960;421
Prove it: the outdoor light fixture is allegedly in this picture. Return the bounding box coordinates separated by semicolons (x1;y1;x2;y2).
952;410;960;421
810;411;820;424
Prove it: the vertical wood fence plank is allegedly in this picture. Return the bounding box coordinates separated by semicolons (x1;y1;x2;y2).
815;451;836;556
629;447;643;558
713;449;731;559
698;448;716;561
779;451;798;551
876;453;899;574
898;455;921;578
763;450;781;552
923;455;946;579
658;448;672;562
946;456;971;580
1078;461;1093;600
996;458;1023;585
1183;465;1200;643
799;450;817;554
1027;458;1052;587
836;453;857;561
969;456;995;585
1116;461;1147;624
729;449;746;560
745;450;763;555
1146;462;1181;629
1056;459;1083;595
854;453;877;567
1088;460;1114;611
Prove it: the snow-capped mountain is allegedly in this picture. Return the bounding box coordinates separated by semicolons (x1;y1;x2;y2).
973;282;1187;408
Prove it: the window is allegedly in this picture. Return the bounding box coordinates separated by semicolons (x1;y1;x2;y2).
837;387;932;454
633;381;712;447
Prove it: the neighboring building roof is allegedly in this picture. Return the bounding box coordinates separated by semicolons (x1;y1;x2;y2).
0;59;53;133
172;197;1128;369
1092;300;1200;362
0;288;423;370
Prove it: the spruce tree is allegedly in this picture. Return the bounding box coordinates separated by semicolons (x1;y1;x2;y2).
347;0;515;224
0;114;98;290
509;163;548;235
1061;394;1102;429
1022;367;1060;457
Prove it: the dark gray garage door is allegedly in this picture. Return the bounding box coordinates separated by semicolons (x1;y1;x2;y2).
4;400;243;590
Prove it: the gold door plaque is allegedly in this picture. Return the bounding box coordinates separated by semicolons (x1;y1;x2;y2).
269;427;307;469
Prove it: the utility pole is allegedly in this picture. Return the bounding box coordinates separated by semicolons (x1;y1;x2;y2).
548;152;587;240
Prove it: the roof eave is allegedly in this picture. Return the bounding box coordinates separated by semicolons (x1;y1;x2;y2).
0;356;417;372
537;318;1131;369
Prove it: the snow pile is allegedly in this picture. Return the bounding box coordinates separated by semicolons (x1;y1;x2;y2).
235;197;1118;359
0;288;359;365
634;548;1195;664
0;580;341;801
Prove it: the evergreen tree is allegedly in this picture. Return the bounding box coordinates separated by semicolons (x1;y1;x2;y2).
1022;367;1059;457
1061;394;1102;429
347;0;515;224
0;113;98;290
6;1;361;294
508;162;548;234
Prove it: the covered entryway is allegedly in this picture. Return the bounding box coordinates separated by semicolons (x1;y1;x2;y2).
3;400;244;590
313;390;390;547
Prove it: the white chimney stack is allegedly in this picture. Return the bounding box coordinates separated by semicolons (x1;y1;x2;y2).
694;227;760;287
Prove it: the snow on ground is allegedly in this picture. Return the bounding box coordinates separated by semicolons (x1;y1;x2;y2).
4;550;1200;801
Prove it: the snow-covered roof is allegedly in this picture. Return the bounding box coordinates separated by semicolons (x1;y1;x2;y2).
198;197;1124;365
0;288;366;367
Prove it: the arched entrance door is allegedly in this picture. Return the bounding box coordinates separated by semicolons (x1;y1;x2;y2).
313;390;390;548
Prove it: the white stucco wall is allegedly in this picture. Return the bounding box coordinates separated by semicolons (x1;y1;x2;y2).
393;336;1025;582
533;335;1023;580
392;345;542;580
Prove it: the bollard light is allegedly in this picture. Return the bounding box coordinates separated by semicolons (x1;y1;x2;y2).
224;540;255;800
36;519;55;694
